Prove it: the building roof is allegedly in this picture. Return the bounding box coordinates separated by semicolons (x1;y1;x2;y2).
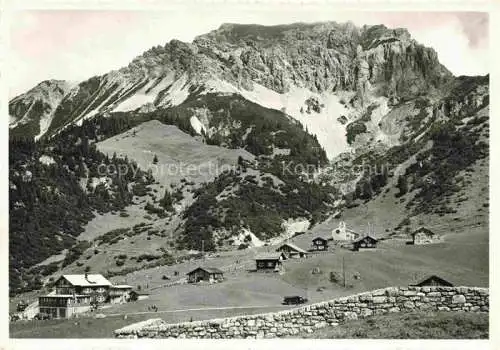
312;237;328;243
277;242;307;253
58;274;112;287
411;275;454;287
411;227;437;237
255;253;285;260
353;235;378;244
346;230;360;237
187;267;224;275
111;284;133;289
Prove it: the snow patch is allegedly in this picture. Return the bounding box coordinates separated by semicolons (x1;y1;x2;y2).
113;74;176;112
365;98;393;145
268;218;310;245
36;113;55;140
203;79;353;159
160;74;190;107
190;116;207;135
232;228;265;248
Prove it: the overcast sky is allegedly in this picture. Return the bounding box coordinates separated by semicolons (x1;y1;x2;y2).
7;8;488;98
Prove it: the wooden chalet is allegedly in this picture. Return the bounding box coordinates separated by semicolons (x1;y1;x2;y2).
109;285;133;303
411;227;441;245
276;242;308;258
186;267;224;283
39;273;113;319
255;252;286;271
352;235;378;251
53;274;112;302
311;237;329;251
411;275;454;287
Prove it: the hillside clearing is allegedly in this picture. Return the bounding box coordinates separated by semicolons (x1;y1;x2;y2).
96;120;254;188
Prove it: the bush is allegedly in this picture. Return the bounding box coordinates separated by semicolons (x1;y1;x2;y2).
145;202;167;217
238;243;249;250
62;241;92;267
97;228;129;245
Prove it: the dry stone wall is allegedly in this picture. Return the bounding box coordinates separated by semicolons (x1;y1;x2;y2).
114;286;488;339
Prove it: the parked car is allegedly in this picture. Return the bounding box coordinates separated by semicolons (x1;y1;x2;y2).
282;296;308;305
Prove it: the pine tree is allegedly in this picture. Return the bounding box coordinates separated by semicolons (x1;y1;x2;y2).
153;154;159;164
397;175;409;196
160;190;174;212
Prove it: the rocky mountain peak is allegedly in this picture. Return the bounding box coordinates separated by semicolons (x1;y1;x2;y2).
11;79;74;102
10;21;455;140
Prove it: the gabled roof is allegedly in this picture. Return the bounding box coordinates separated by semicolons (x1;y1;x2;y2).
277;242;307;253
187;267;224;275
353;235;378;244
255;253;285;260
411;227;437;237
411;275;454;287
312;236;328;243
58;274;112;287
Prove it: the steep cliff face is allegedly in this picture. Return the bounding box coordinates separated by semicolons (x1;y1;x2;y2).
193;23;452;99
10;22;453;140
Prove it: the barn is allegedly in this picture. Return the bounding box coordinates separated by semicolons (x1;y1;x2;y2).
186;267;224;283
352;235;378;251
311;237;329;251
255;253;286;271
411;275;454;287
411;227;441;245
276;242;308;258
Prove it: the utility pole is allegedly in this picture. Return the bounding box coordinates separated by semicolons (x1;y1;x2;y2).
201;239;205;259
342;256;346;288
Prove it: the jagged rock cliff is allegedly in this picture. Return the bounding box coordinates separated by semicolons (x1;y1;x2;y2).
10;22;452;140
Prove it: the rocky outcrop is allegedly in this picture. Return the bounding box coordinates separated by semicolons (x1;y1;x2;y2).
10;21;454;140
9;80;75;139
195;23;452;98
115;286;488;339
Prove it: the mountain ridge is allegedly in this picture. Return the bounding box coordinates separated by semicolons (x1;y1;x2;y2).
10;21;452;144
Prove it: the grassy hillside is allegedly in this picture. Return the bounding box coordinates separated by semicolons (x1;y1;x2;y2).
294;311;488;339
